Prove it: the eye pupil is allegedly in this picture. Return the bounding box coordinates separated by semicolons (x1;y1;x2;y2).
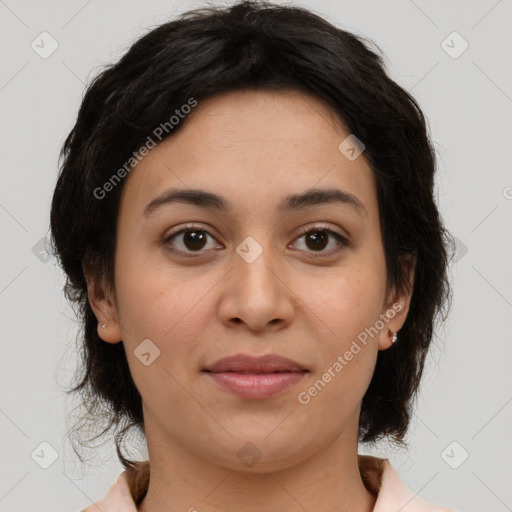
306;230;328;251
184;230;207;251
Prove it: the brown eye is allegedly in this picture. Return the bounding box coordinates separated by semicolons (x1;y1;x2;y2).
304;230;329;251
180;230;208;251
164;226;220;257
292;225;349;256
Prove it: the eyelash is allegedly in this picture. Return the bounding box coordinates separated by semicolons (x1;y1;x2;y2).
163;223;349;258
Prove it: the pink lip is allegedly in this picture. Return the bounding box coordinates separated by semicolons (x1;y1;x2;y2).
203;353;308;399
204;353;307;373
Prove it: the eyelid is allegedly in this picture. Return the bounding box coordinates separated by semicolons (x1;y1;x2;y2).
163;223;219;243
294;223;349;243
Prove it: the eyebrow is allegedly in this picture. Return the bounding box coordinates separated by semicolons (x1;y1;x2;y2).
144;187;367;217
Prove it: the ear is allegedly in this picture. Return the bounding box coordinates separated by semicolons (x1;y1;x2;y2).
378;254;416;351
83;264;122;344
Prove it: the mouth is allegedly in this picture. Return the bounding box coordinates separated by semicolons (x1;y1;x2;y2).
203;353;308;373
202;353;309;399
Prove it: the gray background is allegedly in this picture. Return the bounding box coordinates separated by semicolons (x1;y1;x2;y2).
0;0;511;511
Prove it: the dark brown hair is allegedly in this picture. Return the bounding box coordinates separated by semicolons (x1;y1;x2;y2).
50;0;453;468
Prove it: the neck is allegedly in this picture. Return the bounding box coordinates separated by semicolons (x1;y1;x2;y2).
138;413;377;512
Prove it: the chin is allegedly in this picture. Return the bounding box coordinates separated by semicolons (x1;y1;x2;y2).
195;430;319;474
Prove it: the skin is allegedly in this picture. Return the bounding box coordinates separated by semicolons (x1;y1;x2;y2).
87;88;414;511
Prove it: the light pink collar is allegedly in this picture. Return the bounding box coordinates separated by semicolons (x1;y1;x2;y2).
81;455;454;511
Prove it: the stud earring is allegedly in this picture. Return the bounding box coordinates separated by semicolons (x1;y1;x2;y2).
101;323;107;329
388;329;398;344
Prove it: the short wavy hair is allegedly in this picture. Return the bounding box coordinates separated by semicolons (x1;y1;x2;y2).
50;0;453;468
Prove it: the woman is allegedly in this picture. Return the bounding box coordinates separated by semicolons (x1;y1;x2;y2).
50;1;454;510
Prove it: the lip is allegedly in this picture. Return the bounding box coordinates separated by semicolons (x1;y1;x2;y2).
204;353;307;373
203;353;308;399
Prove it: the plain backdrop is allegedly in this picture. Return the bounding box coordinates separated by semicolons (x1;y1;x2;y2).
0;1;511;511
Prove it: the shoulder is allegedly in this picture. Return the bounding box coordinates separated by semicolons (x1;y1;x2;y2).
80;462;149;512
80;473;136;512
361;455;455;512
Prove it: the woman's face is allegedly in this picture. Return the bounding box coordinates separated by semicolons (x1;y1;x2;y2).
92;89;412;471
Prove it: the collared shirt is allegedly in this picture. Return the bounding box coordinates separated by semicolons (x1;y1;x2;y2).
80;455;455;511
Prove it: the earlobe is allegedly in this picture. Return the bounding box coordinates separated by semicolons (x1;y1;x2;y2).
84;270;123;344
378;255;416;351
95;319;122;344
377;302;403;351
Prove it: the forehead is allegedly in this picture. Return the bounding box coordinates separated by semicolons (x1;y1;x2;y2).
118;89;378;224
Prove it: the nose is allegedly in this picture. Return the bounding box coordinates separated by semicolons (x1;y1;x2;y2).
217;239;295;332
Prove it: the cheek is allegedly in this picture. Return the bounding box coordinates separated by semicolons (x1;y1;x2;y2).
297;258;385;396
114;249;220;369
306;259;386;343
296;278;381;426
113;259;217;416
